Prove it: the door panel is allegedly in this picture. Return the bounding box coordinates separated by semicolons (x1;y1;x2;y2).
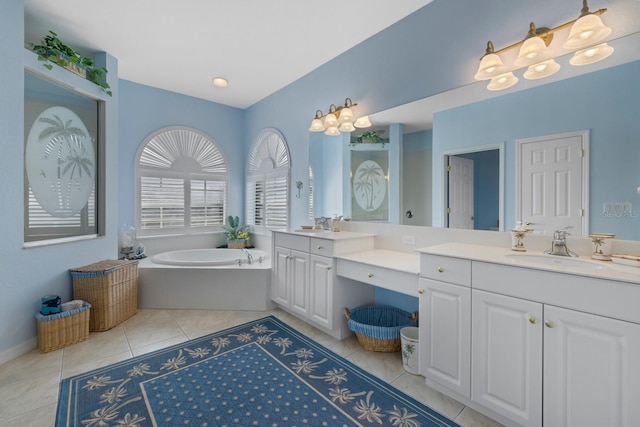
448;155;474;229
517;132;587;236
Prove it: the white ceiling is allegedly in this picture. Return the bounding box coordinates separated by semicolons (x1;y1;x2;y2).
24;0;432;109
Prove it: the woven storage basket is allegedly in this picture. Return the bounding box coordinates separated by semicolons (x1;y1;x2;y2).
227;239;247;249
70;259;138;331
345;305;418;352
35;302;91;352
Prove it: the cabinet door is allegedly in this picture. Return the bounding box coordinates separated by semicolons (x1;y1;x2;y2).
544;305;640;427
419;278;471;397
289;249;310;317
309;255;333;330
272;246;291;307
472;290;543;427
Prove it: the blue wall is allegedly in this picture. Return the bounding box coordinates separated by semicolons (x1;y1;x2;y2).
457;150;500;231
433;62;640;239
1;3;119;357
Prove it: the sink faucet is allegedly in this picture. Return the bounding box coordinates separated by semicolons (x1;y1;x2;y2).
315;217;331;230
544;227;578;257
241;248;253;264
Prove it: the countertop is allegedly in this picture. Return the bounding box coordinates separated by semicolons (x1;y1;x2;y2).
335;249;420;275
279;229;375;240
417;242;640;285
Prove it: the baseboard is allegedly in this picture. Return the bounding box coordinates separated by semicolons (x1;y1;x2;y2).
0;337;37;365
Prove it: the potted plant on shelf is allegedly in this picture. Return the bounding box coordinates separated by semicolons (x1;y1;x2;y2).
222;215;251;249
350;130;389;147
29;31;112;96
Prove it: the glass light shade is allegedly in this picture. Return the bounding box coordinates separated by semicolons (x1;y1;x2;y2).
354;116;372;128
324;113;338;127
570;43;614;66
523;59;561;80
338;122;355;132
514;36;553;67
309;118;325;132
487;72;519;91
338;107;354;123
324;126;340;136
474;53;507;80
563;14;612;50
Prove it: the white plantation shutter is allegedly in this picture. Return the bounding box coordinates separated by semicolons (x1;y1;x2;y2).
308;166;314;220
190;179;226;227
139;176;185;230
137;127;228;236
265;174;288;228
246;129;291;234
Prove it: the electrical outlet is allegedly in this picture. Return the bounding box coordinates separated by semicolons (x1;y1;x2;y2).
402;235;416;245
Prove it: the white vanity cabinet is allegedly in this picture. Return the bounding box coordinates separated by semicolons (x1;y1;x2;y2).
272;231;375;339
471;289;543;427
418;245;640;427
543;305;640;427
418;254;471;398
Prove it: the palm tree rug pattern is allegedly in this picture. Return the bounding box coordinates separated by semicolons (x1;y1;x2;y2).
57;316;460;426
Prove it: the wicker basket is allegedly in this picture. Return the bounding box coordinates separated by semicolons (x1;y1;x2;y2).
345;305;418;352
35;302;91;352
70;259;138;331
227;239;247;249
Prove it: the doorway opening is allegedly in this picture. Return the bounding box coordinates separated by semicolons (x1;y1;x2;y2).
443;143;504;231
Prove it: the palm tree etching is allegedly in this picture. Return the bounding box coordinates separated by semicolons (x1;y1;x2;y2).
37;113;92;211
38;114;89;180
592;236;604;254
354;162;383;210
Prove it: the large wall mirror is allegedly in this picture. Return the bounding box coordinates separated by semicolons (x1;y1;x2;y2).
309;33;640;241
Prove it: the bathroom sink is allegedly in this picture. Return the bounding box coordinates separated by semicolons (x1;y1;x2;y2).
506;254;610;270
293;229;332;235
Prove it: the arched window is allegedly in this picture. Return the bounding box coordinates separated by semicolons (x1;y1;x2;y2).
136;127;228;236
246;129;290;234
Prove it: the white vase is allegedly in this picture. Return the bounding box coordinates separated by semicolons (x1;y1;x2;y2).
511;229;528;251
590;233;615;260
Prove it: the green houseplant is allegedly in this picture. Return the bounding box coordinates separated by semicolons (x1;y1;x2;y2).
350;130;389;147
222;215;251;248
29;31;112;96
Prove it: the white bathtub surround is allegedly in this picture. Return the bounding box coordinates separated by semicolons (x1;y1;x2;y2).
152;248;267;266
138;252;272;311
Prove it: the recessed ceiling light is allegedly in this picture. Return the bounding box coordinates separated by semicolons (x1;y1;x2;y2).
212;77;228;88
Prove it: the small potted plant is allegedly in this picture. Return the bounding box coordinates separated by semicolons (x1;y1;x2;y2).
222;215;251;248
350;130;389;147
29;31;112;96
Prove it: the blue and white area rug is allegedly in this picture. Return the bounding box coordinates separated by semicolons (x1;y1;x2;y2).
57;316;459;426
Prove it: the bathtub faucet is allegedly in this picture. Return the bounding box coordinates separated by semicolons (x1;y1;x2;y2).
241;248;253;264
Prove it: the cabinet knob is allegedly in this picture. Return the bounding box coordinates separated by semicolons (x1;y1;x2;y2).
317;245;323;249
545;320;554;328
286;255;293;260
418;288;424;294
367;272;374;278
437;267;444;273
528;316;537;324
326;266;332;271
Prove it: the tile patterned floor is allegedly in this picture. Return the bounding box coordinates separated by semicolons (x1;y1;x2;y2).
0;308;503;427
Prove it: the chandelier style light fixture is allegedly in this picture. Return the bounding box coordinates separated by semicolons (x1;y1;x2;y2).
308;98;372;135
474;0;613;91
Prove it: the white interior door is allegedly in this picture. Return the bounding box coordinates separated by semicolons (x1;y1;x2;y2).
448;156;474;229
517;131;588;236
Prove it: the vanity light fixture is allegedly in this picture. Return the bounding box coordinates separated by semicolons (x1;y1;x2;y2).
475;0;613;91
308;98;371;136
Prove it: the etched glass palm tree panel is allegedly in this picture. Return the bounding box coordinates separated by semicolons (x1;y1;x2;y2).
25;106;95;217
351;150;388;221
